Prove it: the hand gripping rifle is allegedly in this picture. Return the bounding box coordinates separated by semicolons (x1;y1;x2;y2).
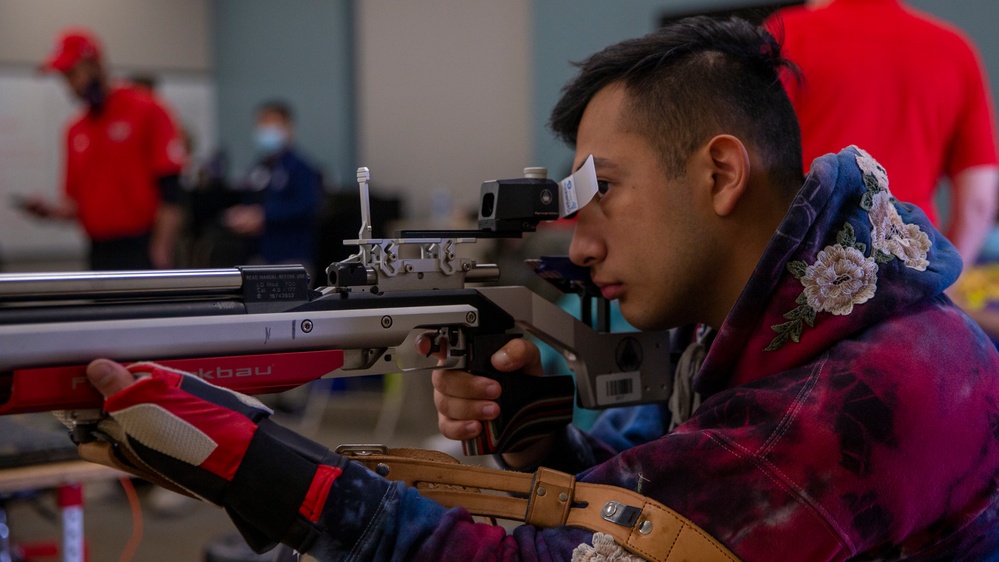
0;167;680;455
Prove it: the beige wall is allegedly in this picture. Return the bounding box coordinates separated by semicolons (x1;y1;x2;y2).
0;0;212;71
356;0;533;220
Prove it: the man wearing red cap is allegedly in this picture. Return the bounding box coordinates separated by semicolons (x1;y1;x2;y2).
23;28;186;270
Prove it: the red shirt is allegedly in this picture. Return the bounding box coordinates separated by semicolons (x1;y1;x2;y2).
64;85;184;240
769;0;998;225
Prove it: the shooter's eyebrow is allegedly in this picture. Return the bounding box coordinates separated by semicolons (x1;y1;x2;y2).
574;155;617;173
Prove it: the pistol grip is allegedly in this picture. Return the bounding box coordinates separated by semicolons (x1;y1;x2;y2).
461;334;575;456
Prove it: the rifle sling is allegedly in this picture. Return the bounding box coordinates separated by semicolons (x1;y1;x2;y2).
79;439;738;562
343;447;740;562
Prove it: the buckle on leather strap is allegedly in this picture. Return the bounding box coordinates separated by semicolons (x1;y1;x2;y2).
601;501;641;527
334;444;389;456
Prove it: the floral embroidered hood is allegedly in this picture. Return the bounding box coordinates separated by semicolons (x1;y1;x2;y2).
695;146;963;395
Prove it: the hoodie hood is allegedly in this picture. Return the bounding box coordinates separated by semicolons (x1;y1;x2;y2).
696;146;962;395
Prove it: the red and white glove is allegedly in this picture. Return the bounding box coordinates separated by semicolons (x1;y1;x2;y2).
81;361;345;554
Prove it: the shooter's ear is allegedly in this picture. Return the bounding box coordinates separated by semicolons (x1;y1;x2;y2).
704;134;750;217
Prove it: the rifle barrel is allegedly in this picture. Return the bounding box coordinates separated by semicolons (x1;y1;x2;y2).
0;269;244;301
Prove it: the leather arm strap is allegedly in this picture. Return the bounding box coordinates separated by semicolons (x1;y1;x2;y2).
340;446;739;562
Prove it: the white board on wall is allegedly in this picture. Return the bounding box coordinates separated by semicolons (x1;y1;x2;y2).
0;68;216;261
0;70;82;259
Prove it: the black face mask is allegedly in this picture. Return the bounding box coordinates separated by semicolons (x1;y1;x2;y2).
83;76;106;112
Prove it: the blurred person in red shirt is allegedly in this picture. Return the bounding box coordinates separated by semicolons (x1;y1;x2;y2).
22;28;186;270
768;0;999;268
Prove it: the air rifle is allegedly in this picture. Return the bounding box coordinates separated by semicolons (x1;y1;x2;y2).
0;167;680;455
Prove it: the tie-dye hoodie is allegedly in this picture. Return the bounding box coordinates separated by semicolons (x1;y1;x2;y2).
305;147;999;561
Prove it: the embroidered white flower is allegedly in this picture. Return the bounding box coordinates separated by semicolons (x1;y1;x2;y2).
852;146;889;192
869;192;931;271
801;244;878;315
766;147;937;350
571;533;646;562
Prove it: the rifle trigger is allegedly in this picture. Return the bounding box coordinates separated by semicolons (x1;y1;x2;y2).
425;328;450;357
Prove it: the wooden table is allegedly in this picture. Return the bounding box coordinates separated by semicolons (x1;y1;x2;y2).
0;460;124;494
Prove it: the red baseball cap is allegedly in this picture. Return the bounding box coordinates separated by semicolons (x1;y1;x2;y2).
40;28;102;73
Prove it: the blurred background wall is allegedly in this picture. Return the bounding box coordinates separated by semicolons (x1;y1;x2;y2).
0;0;994;264
214;0;355;191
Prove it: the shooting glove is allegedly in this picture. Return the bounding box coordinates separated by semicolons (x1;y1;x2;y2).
75;362;347;554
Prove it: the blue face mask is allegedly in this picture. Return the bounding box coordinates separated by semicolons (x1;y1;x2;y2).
254;125;287;155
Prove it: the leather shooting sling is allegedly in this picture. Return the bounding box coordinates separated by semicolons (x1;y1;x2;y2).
338;446;740;562
77;437;738;562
